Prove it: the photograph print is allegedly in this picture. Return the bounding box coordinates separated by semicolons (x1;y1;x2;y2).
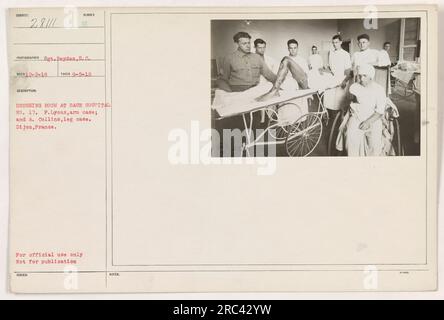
211;18;421;157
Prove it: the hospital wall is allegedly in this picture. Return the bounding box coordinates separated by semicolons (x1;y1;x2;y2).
338;18;401;62
211;19;339;70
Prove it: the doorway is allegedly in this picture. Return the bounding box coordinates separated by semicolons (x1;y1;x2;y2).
341;40;351;52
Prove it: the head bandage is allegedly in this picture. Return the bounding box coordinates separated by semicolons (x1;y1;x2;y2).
357;64;375;79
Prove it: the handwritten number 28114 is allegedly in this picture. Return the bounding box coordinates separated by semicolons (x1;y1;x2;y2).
30;18;57;28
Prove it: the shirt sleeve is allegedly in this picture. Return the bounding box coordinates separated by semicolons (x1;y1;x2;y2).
375;85;386;114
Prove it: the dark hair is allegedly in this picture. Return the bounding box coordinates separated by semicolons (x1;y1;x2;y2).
287;39;298;47
383;41;391;46
332;34;342;41
312;45;317;49
357;33;370;41
233;31;251;43
254;38;266;47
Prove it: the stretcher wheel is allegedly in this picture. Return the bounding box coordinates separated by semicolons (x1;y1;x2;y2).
285;113;323;157
267;103;303;141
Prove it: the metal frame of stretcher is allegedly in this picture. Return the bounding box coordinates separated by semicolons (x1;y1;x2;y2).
213;86;337;157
